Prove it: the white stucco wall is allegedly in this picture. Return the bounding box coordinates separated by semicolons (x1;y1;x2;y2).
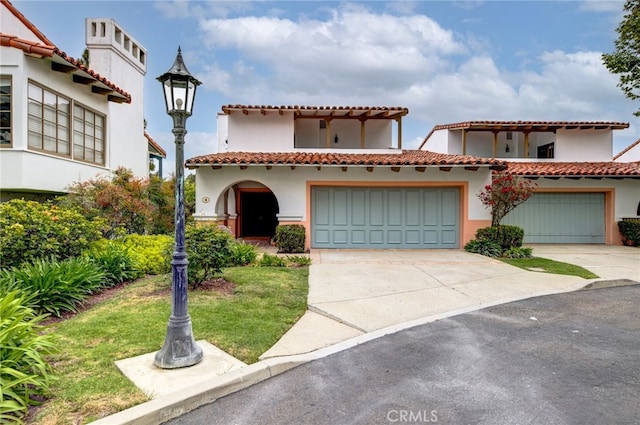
615;143;640;162
555;129;612;161
217;113;229;152
227;111;294;152
421;129;449;153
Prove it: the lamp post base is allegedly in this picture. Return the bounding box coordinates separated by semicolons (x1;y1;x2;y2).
154;316;203;369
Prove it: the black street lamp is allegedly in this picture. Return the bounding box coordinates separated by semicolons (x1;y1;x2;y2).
154;47;203;369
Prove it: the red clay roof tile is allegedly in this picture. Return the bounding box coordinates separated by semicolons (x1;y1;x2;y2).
504;161;640;177
186;150;506;168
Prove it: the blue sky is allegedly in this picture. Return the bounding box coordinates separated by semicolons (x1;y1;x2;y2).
12;1;639;168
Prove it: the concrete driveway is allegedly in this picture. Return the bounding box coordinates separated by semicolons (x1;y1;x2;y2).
307;248;590;333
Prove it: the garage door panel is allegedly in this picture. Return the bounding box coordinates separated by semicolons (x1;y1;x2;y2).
502;192;604;244
312;187;459;248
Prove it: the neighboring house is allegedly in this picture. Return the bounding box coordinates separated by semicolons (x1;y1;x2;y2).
614;139;640;163
146;131;167;178
189;112;639;248
0;0;161;201
420;121;640;244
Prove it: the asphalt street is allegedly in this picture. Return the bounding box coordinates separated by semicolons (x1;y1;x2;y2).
164;284;640;425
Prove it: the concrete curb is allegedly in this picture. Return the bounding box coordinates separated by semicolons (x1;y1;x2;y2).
89;278;636;425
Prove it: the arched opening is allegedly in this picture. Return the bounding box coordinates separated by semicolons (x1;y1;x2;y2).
237;188;279;239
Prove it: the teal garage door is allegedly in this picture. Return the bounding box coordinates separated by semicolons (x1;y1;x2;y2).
311;187;459;248
502;192;605;243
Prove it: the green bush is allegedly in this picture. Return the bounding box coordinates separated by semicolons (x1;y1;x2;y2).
0;199;104;269
464;238;502;258
475;225;524;251
85;242;143;287
502;246;534;259
0;290;57;424
185;225;233;289
92;234;173;275
258;253;288;267
0;258;106;317
618;220;640;247
228;241;258;266
273;224;306;253
286;255;312;267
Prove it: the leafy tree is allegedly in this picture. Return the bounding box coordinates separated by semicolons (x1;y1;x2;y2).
478;173;537;227
59;167;155;238
602;0;640;116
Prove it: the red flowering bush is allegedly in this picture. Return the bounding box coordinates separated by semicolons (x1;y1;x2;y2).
478;173;537;227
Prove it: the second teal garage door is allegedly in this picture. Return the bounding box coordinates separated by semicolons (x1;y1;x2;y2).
502;192;605;243
311;187;460;248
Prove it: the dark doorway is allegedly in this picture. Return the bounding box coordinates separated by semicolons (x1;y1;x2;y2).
239;191;279;238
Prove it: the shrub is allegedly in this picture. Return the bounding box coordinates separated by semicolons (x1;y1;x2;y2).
58;167;156;238
502;246;534;259
0;258;106;317
0;291;57;424
0;199;104;269
618;219;640;247
97;234;173;275
258;253;288;267
475;225;524;251
228;241;258;266
286;255;312;267
185;225;233;289
273;224;306;253
85;242;143;287
464;238;502;258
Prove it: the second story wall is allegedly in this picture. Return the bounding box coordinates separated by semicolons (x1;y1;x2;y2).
556;129;612;161
227;111;294;152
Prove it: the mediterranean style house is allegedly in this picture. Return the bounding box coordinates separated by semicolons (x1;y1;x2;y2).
187;107;639;249
0;0;164;201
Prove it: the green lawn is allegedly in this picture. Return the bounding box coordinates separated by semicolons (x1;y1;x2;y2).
30;266;308;424
499;257;599;279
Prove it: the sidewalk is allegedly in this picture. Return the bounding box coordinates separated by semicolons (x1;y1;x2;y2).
95;245;639;425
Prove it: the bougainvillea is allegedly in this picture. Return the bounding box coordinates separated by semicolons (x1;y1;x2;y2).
478;173;537;227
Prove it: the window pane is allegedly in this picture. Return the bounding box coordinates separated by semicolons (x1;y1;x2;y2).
95;152;103;164
58;126;69;142
74;144;83;159
58;97;69;114
44;121;56;137
28;116;41;133
44;105;56;122
58;141;70;155
28;100;41;118
74;117;83;132
44;136;56;152
28;132;41;149
43;91;56;107
28;83;42;100
0;112;9;127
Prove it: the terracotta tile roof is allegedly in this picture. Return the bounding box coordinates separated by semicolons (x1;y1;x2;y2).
145;131;166;158
613;138;640;161
221;105;409;119
504;161;640;177
419;120;630;149
186;150;506;168
1;0;131;103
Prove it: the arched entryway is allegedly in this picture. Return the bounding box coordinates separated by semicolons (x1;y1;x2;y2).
236;187;279;239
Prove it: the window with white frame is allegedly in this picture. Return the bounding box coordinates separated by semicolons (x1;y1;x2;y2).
1;76;12;147
27;81;105;165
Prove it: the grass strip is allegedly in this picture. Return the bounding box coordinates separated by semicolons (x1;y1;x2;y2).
499;257;599;279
